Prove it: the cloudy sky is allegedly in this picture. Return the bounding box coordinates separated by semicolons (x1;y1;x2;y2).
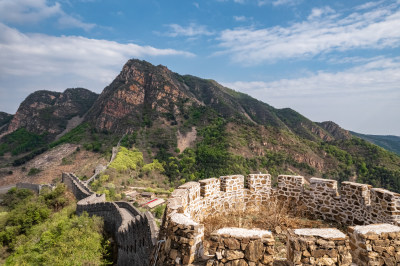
0;0;399;135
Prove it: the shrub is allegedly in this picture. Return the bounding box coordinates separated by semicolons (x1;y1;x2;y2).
109;147;143;172
2;188;34;210
153;204;166;219
142;159;165;173
5;207;110;265
27;168;41;176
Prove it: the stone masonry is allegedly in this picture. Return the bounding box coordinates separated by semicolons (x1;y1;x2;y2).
57;170;400;265
156;173;400;265
16;182;54;194
302;178;400;225
287;228;352;265
208;227;275;266
62;172;158;266
157;213;204;265
348;223;400;265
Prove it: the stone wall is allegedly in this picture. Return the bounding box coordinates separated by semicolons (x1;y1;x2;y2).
246;174;271;204
276;175;304;203
62;173;92;200
302;178;400;225
157;213;204;265
62;172;158;266
208;227;275;265
157;173;400;265
287;228;352;265
156;174;273;265
61;171;400;265
348;223;400;265
16;182;54;194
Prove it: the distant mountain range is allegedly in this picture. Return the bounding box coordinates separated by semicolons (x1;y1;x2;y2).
1;59;399;192
350;132;400;155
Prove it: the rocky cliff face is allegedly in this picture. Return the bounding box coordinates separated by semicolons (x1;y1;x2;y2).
0;112;13;127
85;59;337;143
318;121;351;140
1;58;399;193
6;88;98;138
82;59;358;175
85;60;198;133
0;112;13;135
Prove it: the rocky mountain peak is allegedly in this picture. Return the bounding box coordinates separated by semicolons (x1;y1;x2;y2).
85;59;350;143
5;88;98;138
0;112;13;126
318;121;351;140
118;59;170;83
0;112;13;135
85;60;195;133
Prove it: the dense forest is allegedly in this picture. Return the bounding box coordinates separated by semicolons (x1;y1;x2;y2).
0;186;111;265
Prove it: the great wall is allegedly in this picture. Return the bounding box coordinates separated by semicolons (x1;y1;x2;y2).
61;172;158;266
16;172;400;265
154;174;400;265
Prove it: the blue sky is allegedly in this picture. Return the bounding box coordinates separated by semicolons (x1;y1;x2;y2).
0;0;399;135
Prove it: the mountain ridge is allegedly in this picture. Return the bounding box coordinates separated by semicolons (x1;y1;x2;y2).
5;88;98;139
0;59;399;193
84;59;341;144
350;131;400;155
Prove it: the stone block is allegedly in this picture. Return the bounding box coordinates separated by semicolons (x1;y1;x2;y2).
199;178;221;198
349;223;400;266
287;228;351;266
220;175;244;192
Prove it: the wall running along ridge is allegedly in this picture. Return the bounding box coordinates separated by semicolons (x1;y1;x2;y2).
62;172;158;266
155;174;400;265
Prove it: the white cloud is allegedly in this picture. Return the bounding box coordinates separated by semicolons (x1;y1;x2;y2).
216;0;246;3
0;0;61;23
0;0;95;31
224;57;400;97
308;6;335;20
355;1;384;11
223;57;400;134
217;2;400;65
234;16;247;22
0;23;194;113
327;55;385;65
0;23;194;76
271;0;301;6
257;0;301;7
57;14;95;31
164;23;214;37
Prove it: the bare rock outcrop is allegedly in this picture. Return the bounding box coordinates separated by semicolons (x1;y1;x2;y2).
5;88;98;138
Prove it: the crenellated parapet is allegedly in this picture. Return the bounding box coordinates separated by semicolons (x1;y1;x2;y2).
247;173;271;203
61;171;400;265
156;174;272;265
276;175;304;202
62;172;158;266
303;178;400;225
157;172;400;265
